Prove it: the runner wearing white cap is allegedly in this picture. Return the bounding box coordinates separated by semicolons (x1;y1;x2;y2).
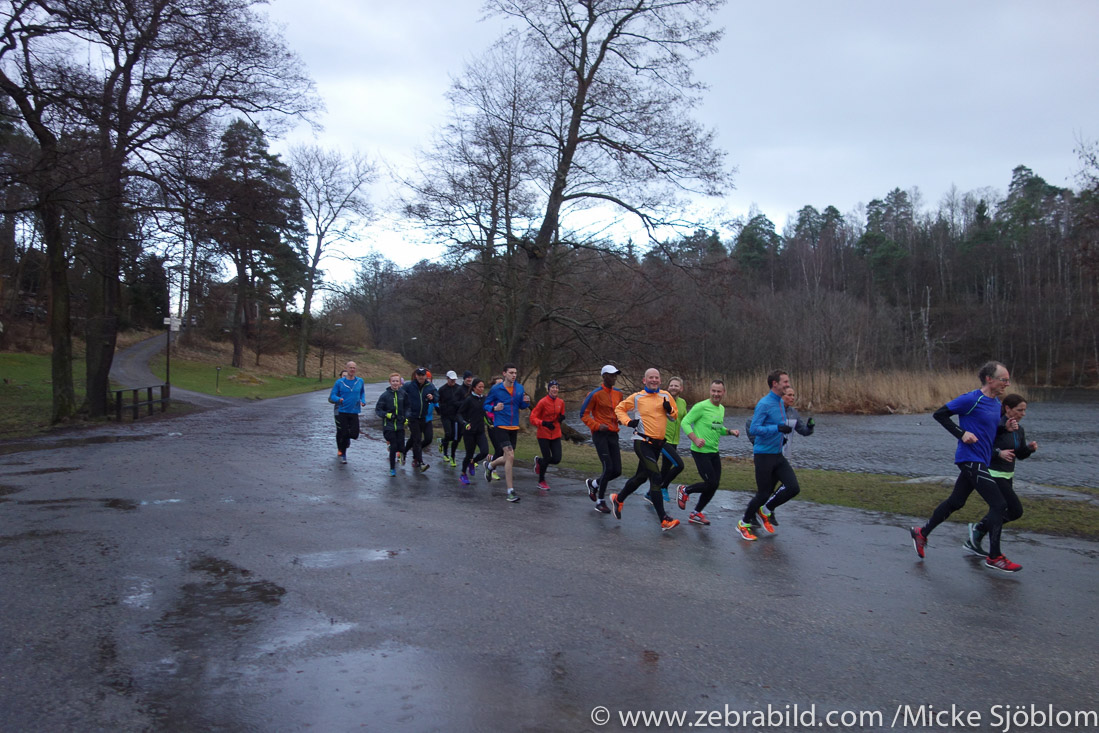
438;370;464;468
579;364;624;513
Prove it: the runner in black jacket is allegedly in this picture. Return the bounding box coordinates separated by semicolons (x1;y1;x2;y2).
438;370;464;468
457;379;490;484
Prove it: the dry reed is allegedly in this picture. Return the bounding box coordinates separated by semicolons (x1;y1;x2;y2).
676;370;1028;415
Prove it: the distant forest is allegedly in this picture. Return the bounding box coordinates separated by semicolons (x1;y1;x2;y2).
346;162;1099;388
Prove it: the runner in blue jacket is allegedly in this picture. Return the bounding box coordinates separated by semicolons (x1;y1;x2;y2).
328;361;366;465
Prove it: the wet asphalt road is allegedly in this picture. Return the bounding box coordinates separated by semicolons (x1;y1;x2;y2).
2;384;1098;732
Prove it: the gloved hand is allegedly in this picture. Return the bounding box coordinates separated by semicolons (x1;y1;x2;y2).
777;423;793;434
807;417;815;428
663;398;672;414
628;419;640;428
541;420;556;430
386;412;394;420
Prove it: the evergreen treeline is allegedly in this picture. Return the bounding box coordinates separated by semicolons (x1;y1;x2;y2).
343;163;1099;389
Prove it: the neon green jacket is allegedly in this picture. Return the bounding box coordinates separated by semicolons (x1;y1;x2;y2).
681;399;734;454
665;396;688;444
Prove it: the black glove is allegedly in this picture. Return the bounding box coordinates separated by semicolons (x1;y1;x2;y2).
541;420;556;430
627;419;640;428
777;423;793;434
663;398;672;414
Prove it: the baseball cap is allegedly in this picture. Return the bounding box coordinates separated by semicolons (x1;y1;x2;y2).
463;370;473;378
446;370;458;380
414;367;427;375
600;364;620;375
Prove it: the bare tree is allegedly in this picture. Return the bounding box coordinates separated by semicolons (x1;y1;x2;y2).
409;0;732;370
288;144;374;377
3;0;319;417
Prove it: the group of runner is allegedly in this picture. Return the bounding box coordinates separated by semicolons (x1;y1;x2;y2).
329;358;1037;571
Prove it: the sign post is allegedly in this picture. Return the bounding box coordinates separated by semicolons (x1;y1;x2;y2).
163;316;181;398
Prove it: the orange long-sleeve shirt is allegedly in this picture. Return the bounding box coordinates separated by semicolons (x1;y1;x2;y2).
580;384;623;433
615;389;678;442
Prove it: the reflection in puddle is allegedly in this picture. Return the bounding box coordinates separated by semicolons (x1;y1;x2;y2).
292;548;404;568
230;645;587;731
122;577;156;609
254;612;355;654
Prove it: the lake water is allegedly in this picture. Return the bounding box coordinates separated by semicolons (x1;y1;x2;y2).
568;389;1099;489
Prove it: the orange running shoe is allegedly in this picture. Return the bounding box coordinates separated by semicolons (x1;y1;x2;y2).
736;521;757;541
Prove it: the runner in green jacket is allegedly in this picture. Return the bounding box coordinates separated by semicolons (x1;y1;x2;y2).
675;379;741;526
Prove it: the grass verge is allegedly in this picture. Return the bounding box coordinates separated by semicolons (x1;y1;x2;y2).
499;437;1099;541
149;354;331;400
0;352;196;437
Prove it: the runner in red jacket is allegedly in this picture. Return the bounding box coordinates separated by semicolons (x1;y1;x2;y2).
529;379;567;490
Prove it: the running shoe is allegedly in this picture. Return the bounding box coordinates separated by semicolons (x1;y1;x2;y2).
756;508;776;534
963;523;988;556
985;555;1021;572
533;456;542;475
676;484;687;510
586;478;598;502
688;511;710;525
594;500;610;514
735;521;757;541
910;527;927;559
610;493;623;520
661;518;680;532
767;509;779;526
459;473;470;485
418;462;429;472
388;468;396;477
661;488;670;502
337;450;344;458
484;460;493;482
340;454;347;464
506;490;521;503
398;452;406;465
537;481;550;491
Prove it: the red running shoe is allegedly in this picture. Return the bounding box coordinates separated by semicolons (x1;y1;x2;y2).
910;527;927;558
985;555;1022;573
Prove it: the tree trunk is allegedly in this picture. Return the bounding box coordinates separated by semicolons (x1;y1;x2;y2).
43;198;76;422
83;159;124;418
296;279;315;377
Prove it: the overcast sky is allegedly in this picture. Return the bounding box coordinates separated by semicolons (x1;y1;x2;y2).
263;0;1099;271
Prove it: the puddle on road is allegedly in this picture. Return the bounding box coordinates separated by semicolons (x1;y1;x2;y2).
290;548;405;568
0;433;155;456
0;528;72;546
221;645;587;731
1;466;81;476
157;555;286;634
17;496;140;511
